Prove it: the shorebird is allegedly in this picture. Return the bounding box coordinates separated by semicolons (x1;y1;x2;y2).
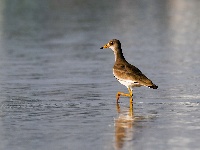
100;39;158;102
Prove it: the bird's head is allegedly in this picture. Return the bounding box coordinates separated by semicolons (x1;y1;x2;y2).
100;39;121;52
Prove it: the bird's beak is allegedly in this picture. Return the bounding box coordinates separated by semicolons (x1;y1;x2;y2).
100;43;109;49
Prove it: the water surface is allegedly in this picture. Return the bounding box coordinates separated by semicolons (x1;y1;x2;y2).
0;0;200;150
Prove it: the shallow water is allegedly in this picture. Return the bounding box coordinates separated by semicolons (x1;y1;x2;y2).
0;0;200;150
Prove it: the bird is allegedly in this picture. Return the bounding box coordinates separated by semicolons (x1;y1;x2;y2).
100;39;158;102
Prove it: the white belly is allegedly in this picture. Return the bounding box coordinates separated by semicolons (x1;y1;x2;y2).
115;77;141;88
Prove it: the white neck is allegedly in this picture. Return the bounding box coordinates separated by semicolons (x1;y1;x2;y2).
109;46;117;61
114;51;117;61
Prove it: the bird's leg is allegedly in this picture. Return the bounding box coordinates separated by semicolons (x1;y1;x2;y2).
116;87;133;102
116;92;130;102
129;97;133;103
128;87;133;97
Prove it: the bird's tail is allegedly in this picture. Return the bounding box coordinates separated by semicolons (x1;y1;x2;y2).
148;84;158;89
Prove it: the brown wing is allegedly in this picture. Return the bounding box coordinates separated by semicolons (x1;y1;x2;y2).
113;62;155;87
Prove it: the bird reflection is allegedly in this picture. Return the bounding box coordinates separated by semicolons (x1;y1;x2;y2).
114;98;134;150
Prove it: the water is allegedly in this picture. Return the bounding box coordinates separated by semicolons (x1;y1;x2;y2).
0;0;200;150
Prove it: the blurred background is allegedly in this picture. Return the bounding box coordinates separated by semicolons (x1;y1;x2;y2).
0;0;200;150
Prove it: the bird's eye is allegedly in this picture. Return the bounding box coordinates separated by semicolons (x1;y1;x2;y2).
110;41;113;45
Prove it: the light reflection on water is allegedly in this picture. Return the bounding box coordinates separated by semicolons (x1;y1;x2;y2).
0;0;200;150
114;102;135;150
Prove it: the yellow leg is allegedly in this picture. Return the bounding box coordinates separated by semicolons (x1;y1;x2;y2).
116;87;133;102
129;97;133;103
116;99;133;114
128;87;133;97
